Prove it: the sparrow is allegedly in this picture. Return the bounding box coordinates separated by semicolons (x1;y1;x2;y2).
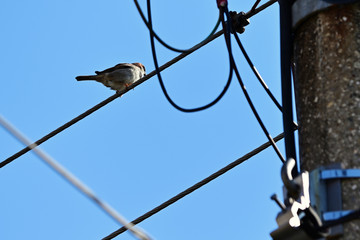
76;62;146;93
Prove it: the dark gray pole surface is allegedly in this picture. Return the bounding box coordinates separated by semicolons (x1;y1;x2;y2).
293;2;360;239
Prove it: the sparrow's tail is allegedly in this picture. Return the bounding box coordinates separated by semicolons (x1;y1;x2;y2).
75;75;100;81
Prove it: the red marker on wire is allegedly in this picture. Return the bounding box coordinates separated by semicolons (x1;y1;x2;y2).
216;0;227;8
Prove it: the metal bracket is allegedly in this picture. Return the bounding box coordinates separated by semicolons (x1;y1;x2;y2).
320;169;360;180
310;166;360;238
271;159;327;240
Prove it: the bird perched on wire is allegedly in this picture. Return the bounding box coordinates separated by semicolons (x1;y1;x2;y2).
76;62;146;93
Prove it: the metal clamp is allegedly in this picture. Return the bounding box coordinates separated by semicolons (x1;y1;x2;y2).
271;159;328;240
310;166;360;237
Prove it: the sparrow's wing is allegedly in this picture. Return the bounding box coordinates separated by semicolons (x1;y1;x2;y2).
95;63;134;75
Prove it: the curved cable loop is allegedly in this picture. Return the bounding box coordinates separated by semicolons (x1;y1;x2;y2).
221;6;285;163
147;0;233;113
135;0;220;53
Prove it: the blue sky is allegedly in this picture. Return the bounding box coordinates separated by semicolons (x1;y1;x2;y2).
0;0;290;239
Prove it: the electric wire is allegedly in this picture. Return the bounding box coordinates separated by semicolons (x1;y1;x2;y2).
0;115;151;240
233;33;298;128
147;0;233;113
220;6;285;163
233;33;282;112
0;0;278;168
134;0;221;53
250;0;262;13
102;131;288;240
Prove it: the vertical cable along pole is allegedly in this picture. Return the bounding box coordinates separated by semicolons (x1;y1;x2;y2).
278;0;297;171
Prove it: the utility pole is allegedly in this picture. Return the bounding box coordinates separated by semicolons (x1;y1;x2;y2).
292;1;360;239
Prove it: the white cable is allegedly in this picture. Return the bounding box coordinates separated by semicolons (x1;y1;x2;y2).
0;115;151;240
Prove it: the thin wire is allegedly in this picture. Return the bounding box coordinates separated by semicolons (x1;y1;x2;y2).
233;34;299;128
250;0;262;13
246;0;278;19
0;0;278;168
0;115;151;240
221;6;285;163
233;33;283;111
133;0;221;53
147;0;233;113
103;131;288;240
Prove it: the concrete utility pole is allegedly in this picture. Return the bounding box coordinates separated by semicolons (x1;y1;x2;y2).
292;1;360;239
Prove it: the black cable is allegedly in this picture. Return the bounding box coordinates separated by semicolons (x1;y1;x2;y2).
134;0;220;53
233;33;283;112
233;34;298;129
147;0;233;113
250;0;262;13
220;6;285;163
278;0;297;171
102;131;288;240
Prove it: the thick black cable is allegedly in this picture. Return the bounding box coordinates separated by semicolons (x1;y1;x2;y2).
220;6;285;163
147;0;233;113
102;131;288;240
278;0;297;171
250;0;262;13
0;32;224;169
134;0;220;53
0;0;278;168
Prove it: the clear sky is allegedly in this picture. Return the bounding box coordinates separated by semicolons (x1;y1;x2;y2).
0;0;290;239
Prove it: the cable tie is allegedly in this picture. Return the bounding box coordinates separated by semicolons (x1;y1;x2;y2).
229;11;250;34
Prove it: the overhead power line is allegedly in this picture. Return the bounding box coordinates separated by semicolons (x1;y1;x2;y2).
102;131;288;240
0;115;151;240
0;0;278;168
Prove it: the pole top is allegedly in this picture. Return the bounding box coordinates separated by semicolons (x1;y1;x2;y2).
292;0;332;28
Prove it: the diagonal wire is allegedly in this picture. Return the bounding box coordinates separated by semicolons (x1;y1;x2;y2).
233;33;283;112
0;0;278;168
233;33;298;129
250;0;262;13
102;131;288;240
220;6;285;163
0;115;151;240
133;0;220;53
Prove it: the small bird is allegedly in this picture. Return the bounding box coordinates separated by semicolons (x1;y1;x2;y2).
76;62;146;93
